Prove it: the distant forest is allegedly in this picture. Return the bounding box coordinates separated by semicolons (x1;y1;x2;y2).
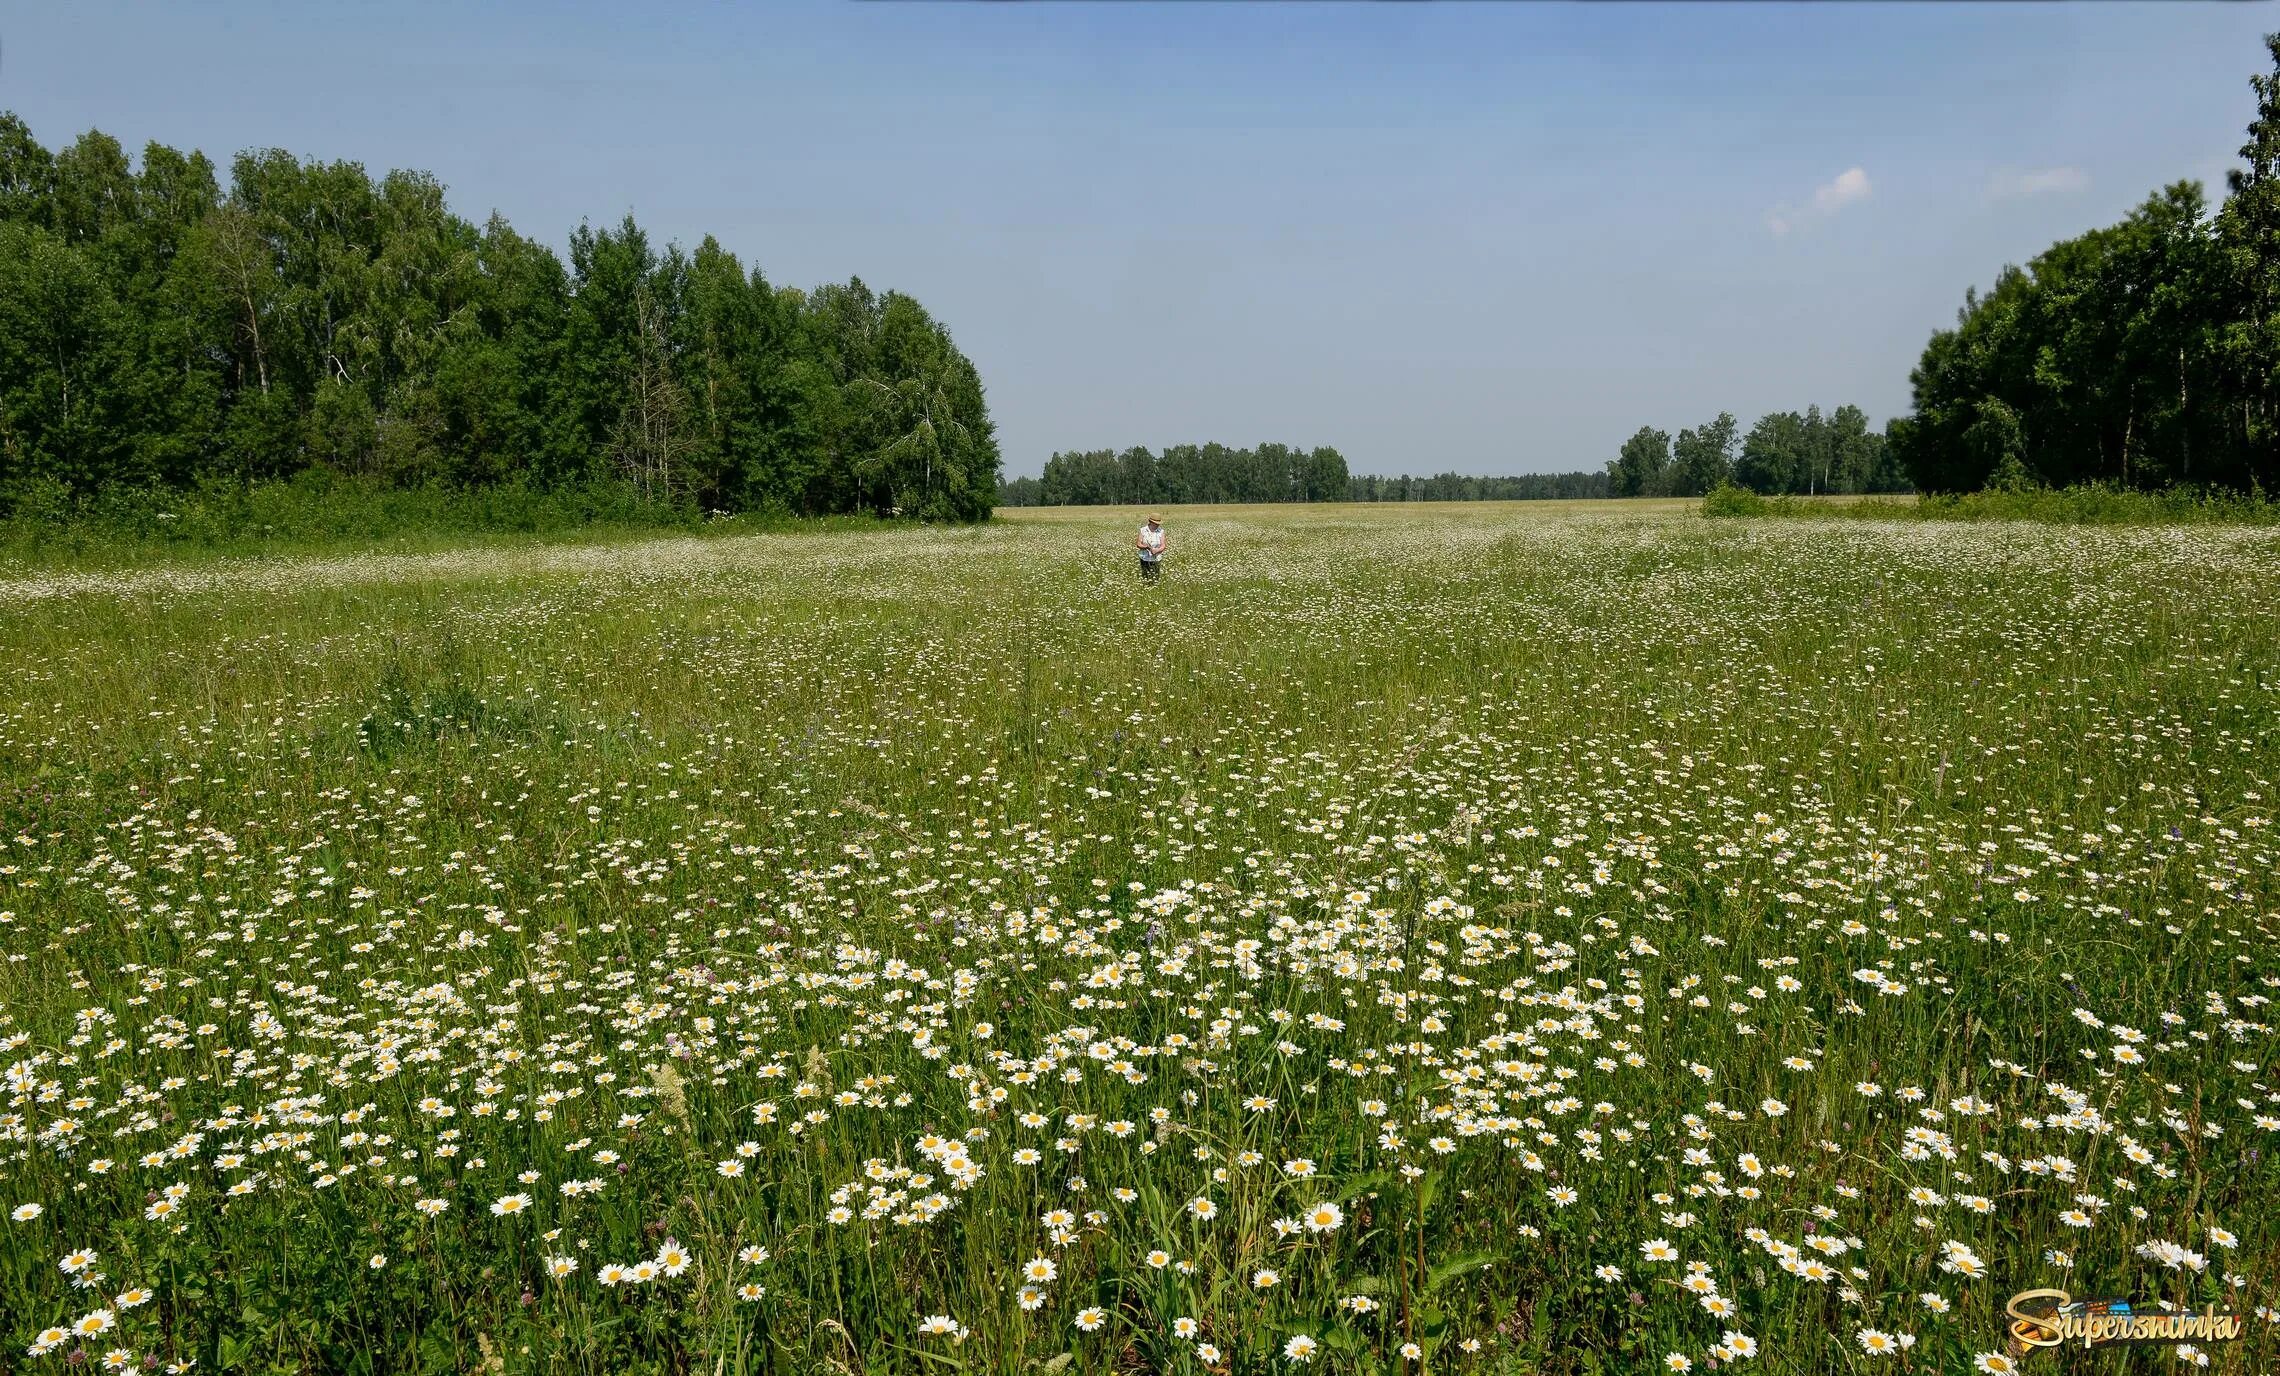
1006;443;1349;507
999;408;1897;508
0;117;1002;522
995;444;1611;507
1608;403;1910;497
1347;470;1609;502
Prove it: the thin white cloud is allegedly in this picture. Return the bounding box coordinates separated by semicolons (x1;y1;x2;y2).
1813;167;1873;214
1766;166;1871;237
1988;166;2089;199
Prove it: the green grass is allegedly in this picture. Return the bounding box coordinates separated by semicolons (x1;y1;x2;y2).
1701;481;2280;527
0;501;2273;1375
0;473;900;574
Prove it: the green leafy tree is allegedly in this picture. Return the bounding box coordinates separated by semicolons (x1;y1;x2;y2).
1607;426;1670;497
1736;412;1806;494
1889;34;2280;494
0;117;995;520
1670;413;1738;496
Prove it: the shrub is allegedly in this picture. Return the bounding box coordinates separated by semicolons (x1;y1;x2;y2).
1698;483;1768;518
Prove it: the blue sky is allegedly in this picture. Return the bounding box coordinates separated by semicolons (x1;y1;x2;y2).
4;2;2269;477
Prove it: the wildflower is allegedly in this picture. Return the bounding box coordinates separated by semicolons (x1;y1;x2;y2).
491;1193;533;1217
115;1288;152;1309
1253;1267;1280;1289
1187;1196;1218;1220
1018;1285;1047;1311
2135;1239;2207;1272
12;1204;40;1222
1074;1307;1107;1332
546;1256;578;1278
917;1315;964;1338
369;1254;387;1270
1305;1201;1344;1233
1022;1256;1057;1284
655;1240;692;1276
1284;1335;1318;1362
1664;1356;1692;1372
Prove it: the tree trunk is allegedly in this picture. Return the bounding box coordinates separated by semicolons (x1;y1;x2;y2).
241;282;269;394
2178;345;2189;482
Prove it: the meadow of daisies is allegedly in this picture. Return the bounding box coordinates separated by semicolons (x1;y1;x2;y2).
0;501;2273;1375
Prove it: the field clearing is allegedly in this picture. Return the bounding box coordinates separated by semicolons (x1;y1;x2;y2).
0;504;2273;1375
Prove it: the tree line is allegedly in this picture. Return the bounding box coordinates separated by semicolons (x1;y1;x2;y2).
996;444;1614;506
0;118;1001;522
1004;444;1351;507
1889;34;2280;494
1345;469;1608;502
1607;403;1909;497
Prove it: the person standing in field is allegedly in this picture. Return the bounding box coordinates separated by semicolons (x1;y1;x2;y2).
1136;513;1167;582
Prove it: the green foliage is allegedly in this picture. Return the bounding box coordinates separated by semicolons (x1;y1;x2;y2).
1703;481;2280;527
1607;426;1670;498
1003;452;1615;507
355;641;536;762
1019;443;1353;507
1345;468;1611;502
1668;412;1738;497
1696;482;1768;517
0;117;1001;526
1906;482;2280;525
1609;407;1905;499
1891;35;2280;495
0;470;783;569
